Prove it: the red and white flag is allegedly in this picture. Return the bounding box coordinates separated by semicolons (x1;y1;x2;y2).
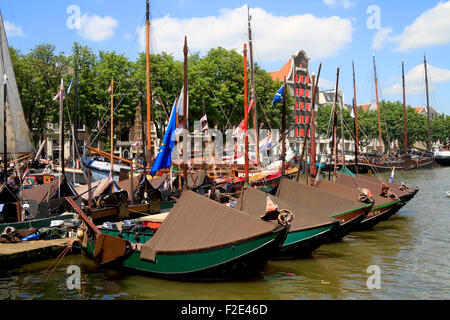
107;84;112;93
200;114;207;122
52;89;62;101
202;123;209;132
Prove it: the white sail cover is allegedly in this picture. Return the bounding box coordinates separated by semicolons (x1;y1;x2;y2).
0;11;34;156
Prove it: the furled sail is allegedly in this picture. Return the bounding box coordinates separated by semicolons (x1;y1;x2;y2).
0;10;34;156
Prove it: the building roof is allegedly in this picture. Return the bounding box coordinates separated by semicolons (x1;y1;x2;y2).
415;106;439;115
270;59;292;82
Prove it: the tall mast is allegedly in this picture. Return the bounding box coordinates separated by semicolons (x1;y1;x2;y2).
243;43;249;183
2;73;6;181
247;5;259;165
352;61;359;156
329;68;339;181
183;36;188;187
424;54;431;152
145;0;152;166
281;77;286;176
110;78;114;177
402;58;408;156
339;91;345;168
373;54;383;153
74;57;79;152
59;78;65;176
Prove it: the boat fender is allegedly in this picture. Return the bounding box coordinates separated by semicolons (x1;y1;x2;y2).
399;182;410;191
357;188;374;203
278;209;294;226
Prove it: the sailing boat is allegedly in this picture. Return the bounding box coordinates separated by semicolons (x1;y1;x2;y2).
0;10;34;181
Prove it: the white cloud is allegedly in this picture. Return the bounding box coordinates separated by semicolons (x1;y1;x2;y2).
4;21;26;38
372;27;393;51
392;1;450;51
385;63;450;95
137;6;354;62
78;13;119;42
323;0;356;9
318;78;335;89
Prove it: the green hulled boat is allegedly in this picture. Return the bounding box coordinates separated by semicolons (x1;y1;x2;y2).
76;191;289;281
237;187;339;259
273;178;373;242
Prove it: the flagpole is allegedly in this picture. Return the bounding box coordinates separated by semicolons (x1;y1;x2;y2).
110;78;114;178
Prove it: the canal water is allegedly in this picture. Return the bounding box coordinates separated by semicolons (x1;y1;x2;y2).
1;167;449;300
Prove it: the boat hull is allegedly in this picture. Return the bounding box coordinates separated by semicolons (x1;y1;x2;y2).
275;222;339;259
326;205;372;242
84;226;288;281
435;156;450;166
353;200;400;231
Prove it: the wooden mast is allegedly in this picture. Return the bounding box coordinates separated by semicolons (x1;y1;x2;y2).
295;63;321;182
247;5;259;166
110;78;114;178
145;0;152;166
352;61;359;172
281;76;286;176
402;58;408;156
244;43;249;183
339;87;346;168
329;68;339;181
59;78;65;176
183;36;188;188
2;73;6;181
373;54;383;153
424;54;431;152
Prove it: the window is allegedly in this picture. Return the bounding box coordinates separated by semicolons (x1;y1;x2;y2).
305;90;310;98
300;89;304;97
300;129;305;137
300;116;304;124
299;75;304;83
305;76;310;84
300;102;304;110
305;103;310;111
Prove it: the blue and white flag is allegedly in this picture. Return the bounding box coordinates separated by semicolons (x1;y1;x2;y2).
389;167;395;183
272;85;284;104
67;78;74;94
150;99;177;176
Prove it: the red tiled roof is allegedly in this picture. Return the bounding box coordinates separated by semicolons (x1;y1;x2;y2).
358;104;371;112
270;59;292;82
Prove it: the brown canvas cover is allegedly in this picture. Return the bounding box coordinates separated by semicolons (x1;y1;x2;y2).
314;178;393;207
336;173;410;199
22;178;77;204
237;187;337;232
149;174;168;189
75;179;119;200
275;178;365;217
352;173;414;197
140;190;279;262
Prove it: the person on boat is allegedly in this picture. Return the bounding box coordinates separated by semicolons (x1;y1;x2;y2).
44;165;51;174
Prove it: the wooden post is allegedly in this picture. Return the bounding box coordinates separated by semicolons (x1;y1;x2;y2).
352;61;360;171
87;167;92;210
130;162;134;205
59;78;65;176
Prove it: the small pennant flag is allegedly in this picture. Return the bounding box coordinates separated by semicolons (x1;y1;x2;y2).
272;85;284;104
202;123;209;132
389;167;395;183
67;78;74;94
53;89;62;101
350;107;355;119
21;168;29;182
107;84;112;93
200;114;207;123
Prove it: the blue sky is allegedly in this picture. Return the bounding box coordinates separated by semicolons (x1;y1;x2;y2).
2;0;450;115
